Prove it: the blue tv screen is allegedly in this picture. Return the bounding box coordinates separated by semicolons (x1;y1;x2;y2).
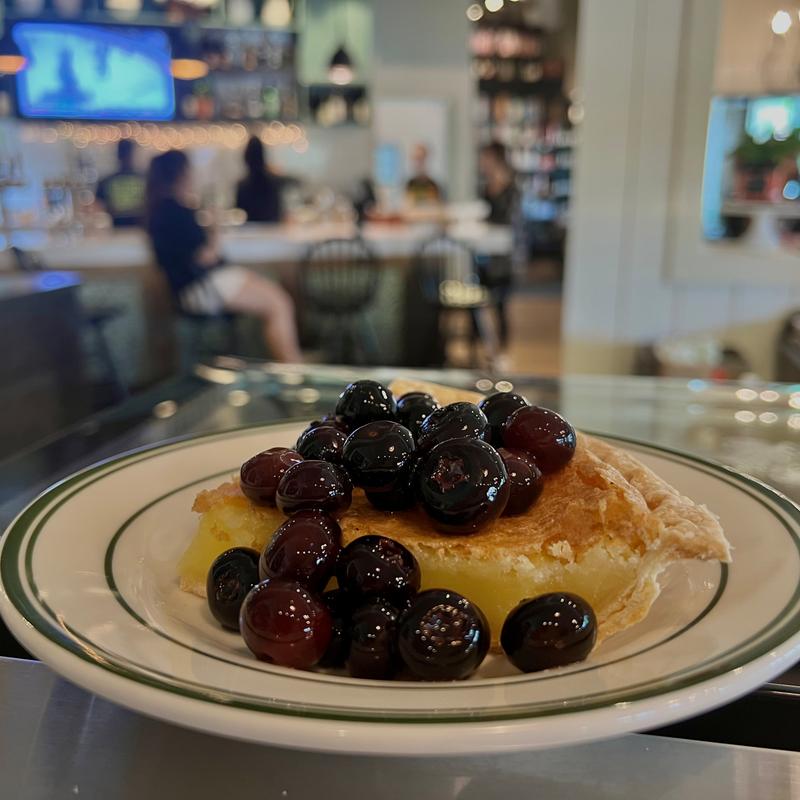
13;22;175;121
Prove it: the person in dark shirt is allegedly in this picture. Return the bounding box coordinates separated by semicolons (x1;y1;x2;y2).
478;141;520;350
235;136;284;223
95;139;145;228
146;150;301;362
405;143;443;207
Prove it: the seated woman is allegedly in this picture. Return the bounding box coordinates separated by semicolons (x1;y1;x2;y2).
146;150;301;363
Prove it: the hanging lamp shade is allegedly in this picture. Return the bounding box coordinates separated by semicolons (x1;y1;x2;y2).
328;45;353;86
0;31;26;76
171;30;209;81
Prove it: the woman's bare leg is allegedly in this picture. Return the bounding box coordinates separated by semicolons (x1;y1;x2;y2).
225;273;302;362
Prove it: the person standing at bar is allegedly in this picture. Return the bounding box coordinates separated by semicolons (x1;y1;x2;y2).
146;150;301;362
235;136;284;223
95;139;146;228
405;143;443;207
477;140;519;353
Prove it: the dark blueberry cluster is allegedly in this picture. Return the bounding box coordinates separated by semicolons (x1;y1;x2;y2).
206;380;595;679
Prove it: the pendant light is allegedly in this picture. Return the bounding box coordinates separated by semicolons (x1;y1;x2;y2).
327;0;354;85
171;28;209;81
0;30;26;76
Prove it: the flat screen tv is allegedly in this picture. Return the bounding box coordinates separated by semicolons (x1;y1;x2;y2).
13;22;175;121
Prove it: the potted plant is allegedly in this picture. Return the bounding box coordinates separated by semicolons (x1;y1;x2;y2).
732;132;800;201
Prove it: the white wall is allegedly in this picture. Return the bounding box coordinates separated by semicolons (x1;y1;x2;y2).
370;0;475;201
563;0;800;378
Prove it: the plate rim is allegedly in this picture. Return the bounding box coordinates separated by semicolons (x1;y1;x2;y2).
3;424;800;751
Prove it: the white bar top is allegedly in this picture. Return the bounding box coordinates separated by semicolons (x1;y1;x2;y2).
4;221;513;271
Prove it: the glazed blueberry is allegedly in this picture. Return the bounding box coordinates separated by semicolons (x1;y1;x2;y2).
342;421;416;492
417;438;509;534
295;425;347;465
275;460;352;517
206;547;261;630
239;579;332;669
347;598;401;680
398;589;490;681
336;535;421;604
501;593;597;673
258;510;341;591
501;406;577;473
304;414;350;434
497;448;544;516
364;462;418;512
318;589;354;668
396;392;440;441
240;447;303;506
335;380;397;430
478;392;530;446
416;402;489;452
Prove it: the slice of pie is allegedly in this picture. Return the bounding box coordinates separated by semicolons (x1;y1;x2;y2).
179;380;731;647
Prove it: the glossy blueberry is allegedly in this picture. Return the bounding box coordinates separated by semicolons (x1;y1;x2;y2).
275;460;352;517
336;535;421;604
416;402;488;452
478;392;530;446
342;421;415;492
347;598;401;680
501;592;597;672
318;589;354;668
497;448;544;516
335;381;396;430
239;579;332;669
240;447;303;506
398;589;490;681
501;406;577;473
416;437;509;534
206;547;261;630
259;510;341;591
295;425;347;465
396;392;440;441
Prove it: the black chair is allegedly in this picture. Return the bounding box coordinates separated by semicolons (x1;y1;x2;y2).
10;247;128;401
174;305;242;372
300;237;381;365
412;235;497;369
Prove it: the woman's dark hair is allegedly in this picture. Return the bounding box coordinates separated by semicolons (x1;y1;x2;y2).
243;135;269;178
481;140;508;165
145;149;189;225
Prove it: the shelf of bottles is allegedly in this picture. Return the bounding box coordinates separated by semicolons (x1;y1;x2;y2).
177;27;299;122
471;22;573;236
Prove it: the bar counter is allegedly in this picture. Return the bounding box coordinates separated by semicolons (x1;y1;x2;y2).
0;220;513;271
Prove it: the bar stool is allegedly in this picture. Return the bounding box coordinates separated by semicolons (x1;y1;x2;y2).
174;306;242;372
412;234;498;370
10;247;128;401
301;237;381;365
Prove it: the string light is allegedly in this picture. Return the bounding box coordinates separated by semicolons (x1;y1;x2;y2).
20;121;308;152
772;10;792;34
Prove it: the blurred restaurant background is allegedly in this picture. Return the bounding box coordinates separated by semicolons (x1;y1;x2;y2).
3;0;800;460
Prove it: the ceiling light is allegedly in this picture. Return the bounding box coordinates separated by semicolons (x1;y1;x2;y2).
485;0;504;11
171;31;209;80
772;10;792;34
0;32;26;75
466;3;483;21
328;45;354;85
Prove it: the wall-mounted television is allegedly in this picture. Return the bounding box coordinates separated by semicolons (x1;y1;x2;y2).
13;22;175;121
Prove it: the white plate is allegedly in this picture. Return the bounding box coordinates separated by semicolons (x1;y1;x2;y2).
2;424;800;755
